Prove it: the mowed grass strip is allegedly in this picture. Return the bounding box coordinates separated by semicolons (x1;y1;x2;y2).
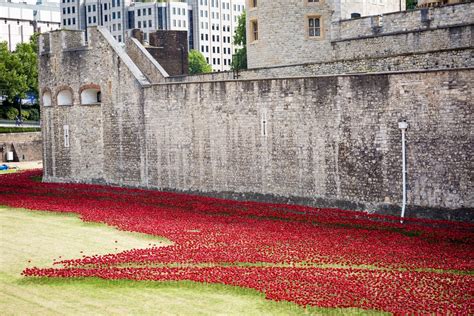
0;206;384;315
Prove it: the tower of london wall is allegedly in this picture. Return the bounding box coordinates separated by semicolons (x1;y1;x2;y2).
39;3;473;221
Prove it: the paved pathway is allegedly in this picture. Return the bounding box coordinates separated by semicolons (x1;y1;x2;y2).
0;120;40;128
2;160;42;170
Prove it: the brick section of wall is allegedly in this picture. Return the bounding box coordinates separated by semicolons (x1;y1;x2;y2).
147;31;189;76
144;69;472;220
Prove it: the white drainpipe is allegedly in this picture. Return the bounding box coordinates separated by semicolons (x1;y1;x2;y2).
398;120;409;223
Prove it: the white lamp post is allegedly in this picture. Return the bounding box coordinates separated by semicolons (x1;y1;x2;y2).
398;120;408;223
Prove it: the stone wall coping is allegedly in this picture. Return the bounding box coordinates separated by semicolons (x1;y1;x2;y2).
130;37;169;78
96;27;151;87
336;2;473;23
331;22;473;43
151;67;474;87
166;47;472;82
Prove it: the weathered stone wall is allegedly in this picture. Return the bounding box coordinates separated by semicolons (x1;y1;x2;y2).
39;27;149;185
0;132;42;162
40;26;473;221
143;69;472;220
333;3;472;40
166;47;473;83
247;0;335;69
247;2;474;69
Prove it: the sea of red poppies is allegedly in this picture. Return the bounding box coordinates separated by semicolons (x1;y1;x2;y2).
1;170;473;314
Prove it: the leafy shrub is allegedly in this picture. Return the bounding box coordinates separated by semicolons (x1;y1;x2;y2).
5;107;19;120
28;108;40;121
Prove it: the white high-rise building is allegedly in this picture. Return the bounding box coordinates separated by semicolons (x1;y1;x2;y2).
129;0;189;43
0;0;61;51
189;0;245;71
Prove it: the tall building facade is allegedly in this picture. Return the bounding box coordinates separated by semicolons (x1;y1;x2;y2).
188;0;245;71
59;0;245;71
129;1;190;43
0;0;60;51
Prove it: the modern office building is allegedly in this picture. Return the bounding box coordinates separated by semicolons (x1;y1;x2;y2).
188;0;245;71
128;0;190;43
0;0;61;51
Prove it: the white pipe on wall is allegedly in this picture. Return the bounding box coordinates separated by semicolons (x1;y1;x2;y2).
398;120;408;223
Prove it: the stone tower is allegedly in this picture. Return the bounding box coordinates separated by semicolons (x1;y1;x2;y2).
246;0;406;69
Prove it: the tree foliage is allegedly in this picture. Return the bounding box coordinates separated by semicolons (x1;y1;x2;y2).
232;12;247;71
0;34;39;120
406;0;417;9
188;49;212;75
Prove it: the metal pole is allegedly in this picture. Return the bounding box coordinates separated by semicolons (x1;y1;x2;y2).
398;120;408;223
400;128;406;223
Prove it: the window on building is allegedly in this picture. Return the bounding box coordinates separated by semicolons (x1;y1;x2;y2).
105;15;108;22
137;10;141;16
72;7;75;13
148;8;152;15
249;0;257;8
104;3;107;10
118;12;121;18
308;16;321;38
42;91;52;107
138;21;141;28
72;18;75;24
250;20;258;42
81;88;101;105
307;0;320;2
57;89;73;106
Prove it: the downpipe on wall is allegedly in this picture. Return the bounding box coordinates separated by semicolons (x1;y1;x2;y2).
398;120;409;224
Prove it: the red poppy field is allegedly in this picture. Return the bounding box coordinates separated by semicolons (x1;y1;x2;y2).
1;170;473;314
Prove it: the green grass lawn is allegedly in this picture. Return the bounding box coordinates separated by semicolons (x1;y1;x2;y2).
0;206;380;315
0;127;41;133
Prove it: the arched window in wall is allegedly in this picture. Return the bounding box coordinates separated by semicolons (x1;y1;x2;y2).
80;87;101;105
42;91;52;106
57;89;73;106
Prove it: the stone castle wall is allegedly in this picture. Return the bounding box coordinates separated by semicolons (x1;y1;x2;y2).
141;70;472;220
39;9;473;221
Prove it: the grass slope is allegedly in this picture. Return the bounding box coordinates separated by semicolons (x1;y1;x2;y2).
0;206;381;315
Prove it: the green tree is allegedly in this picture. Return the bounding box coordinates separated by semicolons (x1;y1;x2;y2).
231;12;247;71
406;0;417;9
0;34;39;120
188;49;212;75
